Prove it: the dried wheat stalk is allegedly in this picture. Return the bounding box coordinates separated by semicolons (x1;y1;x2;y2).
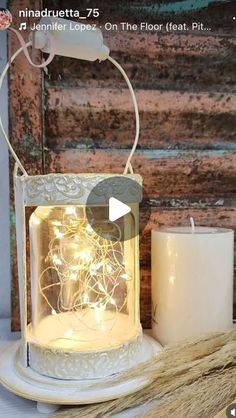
51;329;236;418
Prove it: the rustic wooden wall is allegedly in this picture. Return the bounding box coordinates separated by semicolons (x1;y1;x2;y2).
9;0;236;329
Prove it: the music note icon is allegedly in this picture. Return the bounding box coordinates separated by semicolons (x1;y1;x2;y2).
19;22;26;30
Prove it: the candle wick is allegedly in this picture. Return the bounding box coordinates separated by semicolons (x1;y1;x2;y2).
190;217;195;233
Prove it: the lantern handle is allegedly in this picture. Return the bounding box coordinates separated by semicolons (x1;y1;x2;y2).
107;56;140;174
0;44;30;176
0;39;55;176
0;31;140;176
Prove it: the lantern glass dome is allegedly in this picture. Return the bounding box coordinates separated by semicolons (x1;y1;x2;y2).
28;205;139;351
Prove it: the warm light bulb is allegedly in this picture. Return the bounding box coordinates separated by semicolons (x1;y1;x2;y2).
98;283;106;293
90;261;103;276
86;224;93;233
121;273;129;280
70;265;80;271
54;228;64;239
70;272;78;281
51;220;62;226
106;264;112;273
65;207;76;215
95;262;103;269
74;249;93;262
52;255;62;265
83;294;89;304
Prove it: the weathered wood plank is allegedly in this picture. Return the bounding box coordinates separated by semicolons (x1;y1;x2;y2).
46;88;236;113
146;197;236;208
46;32;236;92
44;0;236;34
45;149;236;198
45;88;236;149
46;31;236;92
9;0;43;331
47;54;236;93
105;32;236;57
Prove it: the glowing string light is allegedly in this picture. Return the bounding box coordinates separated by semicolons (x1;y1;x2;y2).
38;206;131;340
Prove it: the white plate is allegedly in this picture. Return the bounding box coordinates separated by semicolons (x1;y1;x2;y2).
0;336;162;405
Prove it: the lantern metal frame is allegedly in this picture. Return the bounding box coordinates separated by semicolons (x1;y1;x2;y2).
14;166;144;379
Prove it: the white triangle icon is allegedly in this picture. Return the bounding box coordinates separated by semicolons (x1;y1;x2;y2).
109;197;131;222
231;409;236;417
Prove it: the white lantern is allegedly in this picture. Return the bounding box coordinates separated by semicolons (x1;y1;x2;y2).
0;22;161;411
14;170;143;379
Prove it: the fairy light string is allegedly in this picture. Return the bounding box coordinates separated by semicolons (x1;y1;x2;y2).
37;206;132;342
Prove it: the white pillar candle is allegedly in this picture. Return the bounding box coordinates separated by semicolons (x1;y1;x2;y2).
151;222;234;345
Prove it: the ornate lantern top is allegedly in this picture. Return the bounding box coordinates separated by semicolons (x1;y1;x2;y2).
14;170;143;206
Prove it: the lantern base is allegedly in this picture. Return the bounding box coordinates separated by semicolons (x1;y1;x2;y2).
28;324;143;380
0;335;161;410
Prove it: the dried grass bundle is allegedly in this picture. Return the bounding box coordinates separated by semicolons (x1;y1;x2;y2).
51;329;236;418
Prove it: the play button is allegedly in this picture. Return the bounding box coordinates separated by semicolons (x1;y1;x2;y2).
109;197;131;222
85;175;144;242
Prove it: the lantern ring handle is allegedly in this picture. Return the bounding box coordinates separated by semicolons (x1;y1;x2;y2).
107;56;140;175
0;29;55;176
0;43;31;176
0;34;140;176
